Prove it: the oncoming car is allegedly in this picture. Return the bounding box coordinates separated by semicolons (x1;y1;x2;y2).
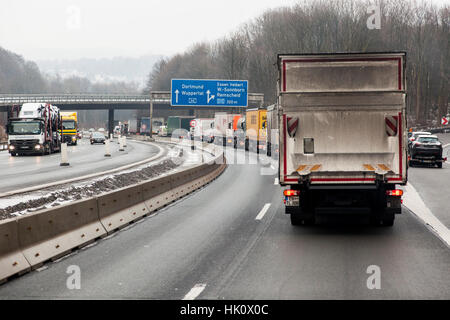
90;132;106;145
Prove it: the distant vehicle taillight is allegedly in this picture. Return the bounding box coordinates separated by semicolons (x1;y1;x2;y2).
283;190;300;196
386;190;403;196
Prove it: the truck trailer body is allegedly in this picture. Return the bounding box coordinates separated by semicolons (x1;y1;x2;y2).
214;113;241;146
60;111;78;145
245;108;267;153
167;116;195;137
7;103;61;156
190;118;214;142
266;104;279;158
278;52;407;226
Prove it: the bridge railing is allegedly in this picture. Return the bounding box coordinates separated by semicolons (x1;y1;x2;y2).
0;94;151;106
0;92;265;107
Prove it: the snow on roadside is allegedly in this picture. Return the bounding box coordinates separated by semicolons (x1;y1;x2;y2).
0;141;220;220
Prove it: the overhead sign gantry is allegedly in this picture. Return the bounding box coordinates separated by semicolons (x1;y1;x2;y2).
170;79;248;107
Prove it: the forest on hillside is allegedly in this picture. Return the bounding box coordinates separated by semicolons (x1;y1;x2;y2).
146;0;449;126
0;47;142;134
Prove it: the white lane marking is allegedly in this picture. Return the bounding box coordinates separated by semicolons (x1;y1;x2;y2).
274;178;279;185
182;283;206;300
256;203;271;220
403;183;450;247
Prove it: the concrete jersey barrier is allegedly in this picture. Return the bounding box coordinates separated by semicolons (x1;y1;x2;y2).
17;198;106;268
0;218;31;283
0;148;226;283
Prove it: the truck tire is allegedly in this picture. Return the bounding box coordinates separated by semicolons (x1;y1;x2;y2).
372;214;394;227
382;218;394;226
437;162;442;168
290;214;314;226
290;214;303;226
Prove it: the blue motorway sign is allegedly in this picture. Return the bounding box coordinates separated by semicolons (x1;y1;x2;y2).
171;79;248;107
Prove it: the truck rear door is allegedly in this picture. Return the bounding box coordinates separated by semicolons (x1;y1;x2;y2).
278;53;407;186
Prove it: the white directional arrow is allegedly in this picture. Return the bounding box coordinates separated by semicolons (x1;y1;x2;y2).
206;90;215;104
175;89;179;103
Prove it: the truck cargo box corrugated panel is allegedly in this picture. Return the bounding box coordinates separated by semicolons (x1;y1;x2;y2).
279;109;406;184
278;52;406;93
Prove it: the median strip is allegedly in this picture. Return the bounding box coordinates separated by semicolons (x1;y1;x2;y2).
0;141;165;198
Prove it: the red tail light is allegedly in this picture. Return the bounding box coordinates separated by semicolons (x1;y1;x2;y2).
284;189;300;196
386;189;403;197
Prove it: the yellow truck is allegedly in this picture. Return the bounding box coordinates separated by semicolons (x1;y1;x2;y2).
245;108;267;153
60;111;78;145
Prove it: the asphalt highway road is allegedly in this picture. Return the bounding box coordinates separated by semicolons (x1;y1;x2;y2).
0;138;161;193
0;148;448;299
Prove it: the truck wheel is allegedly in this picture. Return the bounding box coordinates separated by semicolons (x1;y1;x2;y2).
409;160;414;167
372;215;394;227
290;214;302;226
381;218;394;227
437;162;442;168
291;214;314;226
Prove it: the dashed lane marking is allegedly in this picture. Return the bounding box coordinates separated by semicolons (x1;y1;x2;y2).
182;283;207;300
256;203;271;220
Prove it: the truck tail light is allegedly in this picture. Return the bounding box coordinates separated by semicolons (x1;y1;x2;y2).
386;189;403;196
283;189;299;197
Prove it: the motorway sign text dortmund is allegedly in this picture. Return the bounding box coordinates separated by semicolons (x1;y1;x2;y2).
171;79;248;107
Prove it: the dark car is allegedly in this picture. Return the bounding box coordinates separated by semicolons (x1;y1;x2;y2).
408;131;431;150
409;135;445;168
90;132;106;144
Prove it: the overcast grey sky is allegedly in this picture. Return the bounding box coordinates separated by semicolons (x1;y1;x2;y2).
0;0;446;61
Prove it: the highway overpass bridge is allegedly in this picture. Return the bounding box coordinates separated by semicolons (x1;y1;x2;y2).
0;92;265;134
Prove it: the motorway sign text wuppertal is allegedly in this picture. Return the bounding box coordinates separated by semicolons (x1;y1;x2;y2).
171;79;248;107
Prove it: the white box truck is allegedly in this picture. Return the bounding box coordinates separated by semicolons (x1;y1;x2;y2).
7;103;61;156
278;52;407;226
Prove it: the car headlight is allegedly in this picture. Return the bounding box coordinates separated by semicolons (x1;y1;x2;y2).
72;137;76;141
9;145;15;150
35;145;41;150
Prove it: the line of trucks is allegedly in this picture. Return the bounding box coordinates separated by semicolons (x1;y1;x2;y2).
6;103;79;156
185;52;446;227
5;52;446;227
